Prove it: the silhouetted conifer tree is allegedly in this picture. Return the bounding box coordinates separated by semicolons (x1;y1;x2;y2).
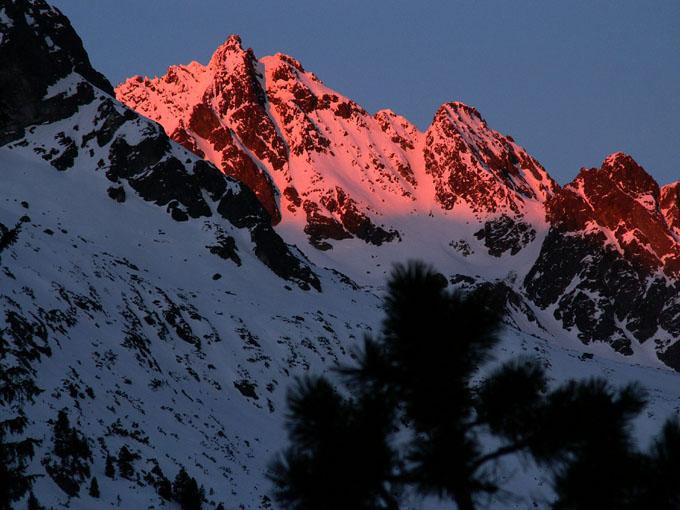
0;315;41;510
146;464;172;500
640;419;680;508
173;467;202;510
0;413;39;510
157;477;173;501
104;454;115;478
88;477;100;498
117;446;136;479
0;323;42;510
45;409;92;496
26;492;43;510
271;261;680;510
0;221;21;257
52;410;71;458
269;376;397;510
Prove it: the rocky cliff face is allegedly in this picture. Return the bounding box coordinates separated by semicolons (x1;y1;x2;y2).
661;181;680;239
546;153;680;274
524;153;680;363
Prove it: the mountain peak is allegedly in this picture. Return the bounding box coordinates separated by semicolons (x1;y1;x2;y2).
424;101;557;213
215;34;246;54
437;101;485;124
208;34;254;70
551;154;680;278
224;34;243;49
273;52;306;73
600;152;660;200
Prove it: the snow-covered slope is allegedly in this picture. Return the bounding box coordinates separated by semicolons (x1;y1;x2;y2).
0;142;382;508
3;2;680;509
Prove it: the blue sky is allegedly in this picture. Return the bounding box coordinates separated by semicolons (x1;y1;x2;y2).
50;0;680;186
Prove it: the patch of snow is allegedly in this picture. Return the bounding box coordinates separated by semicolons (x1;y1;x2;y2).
43;72;84;100
0;7;13;27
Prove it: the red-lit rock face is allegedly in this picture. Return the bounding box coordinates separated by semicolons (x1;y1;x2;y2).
548;153;680;274
116;35;284;224
424;102;558;214
661;181;680;239
207;37;288;173
601;152;660;199
264;55;334;158
116;36;558;245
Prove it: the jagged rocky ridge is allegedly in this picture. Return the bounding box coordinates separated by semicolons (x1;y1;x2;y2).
3;2;680;509
116;35;680;369
116;36;557;250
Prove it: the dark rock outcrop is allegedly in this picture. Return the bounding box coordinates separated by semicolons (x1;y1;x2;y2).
320;187;399;246
218;189;320;290
474;215;536;257
0;0;113;145
107;134;212;220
